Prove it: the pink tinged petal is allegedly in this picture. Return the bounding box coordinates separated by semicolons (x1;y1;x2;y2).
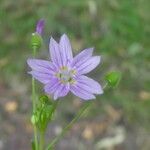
44;78;60;95
71;47;94;68
70;85;96;100
27;58;56;74
28;71;53;84
76;75;103;94
49;38;63;67
76;56;101;75
59;34;73;66
53;83;70;100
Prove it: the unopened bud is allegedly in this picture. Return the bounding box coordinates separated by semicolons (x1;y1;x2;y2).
36;19;45;35
105;71;121;88
31;33;42;49
31;114;38;125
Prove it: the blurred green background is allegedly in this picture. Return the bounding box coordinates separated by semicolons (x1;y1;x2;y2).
0;0;150;150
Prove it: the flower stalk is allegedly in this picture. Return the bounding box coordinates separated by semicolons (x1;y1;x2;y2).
46;101;92;150
32;46;38;150
46;84;108;150
30;19;45;150
39;131;45;150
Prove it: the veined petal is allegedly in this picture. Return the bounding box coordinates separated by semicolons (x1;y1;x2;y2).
28;71;53;84
49;37;62;67
44;78;60;95
70;84;95;100
27;58;56;73
59;34;73;66
71;47;94;68
53;83;70;100
76;56;101;75
75;75;103;94
59;84;70;97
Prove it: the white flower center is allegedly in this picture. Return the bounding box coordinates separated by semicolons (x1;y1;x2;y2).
56;66;76;84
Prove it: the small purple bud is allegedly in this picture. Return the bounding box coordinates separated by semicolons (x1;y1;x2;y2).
36;19;45;35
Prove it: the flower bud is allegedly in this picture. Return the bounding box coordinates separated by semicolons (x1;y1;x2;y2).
36;19;45;35
105;71;121;88
30;19;45;50
31;114;38;125
39;95;52;105
31;33;42;49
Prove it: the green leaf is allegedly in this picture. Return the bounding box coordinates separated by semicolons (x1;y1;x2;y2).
105;71;121;88
33;95;58;132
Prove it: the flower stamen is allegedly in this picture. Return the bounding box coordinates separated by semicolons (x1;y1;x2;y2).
56;66;76;84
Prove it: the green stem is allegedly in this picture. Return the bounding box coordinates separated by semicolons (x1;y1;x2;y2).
32;77;36;112
46;82;108;150
32;46;38;150
40;131;45;150
103;82;108;89
46;102;92;150
32;46;36;111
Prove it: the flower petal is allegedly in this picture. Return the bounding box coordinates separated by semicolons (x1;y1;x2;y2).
36;19;45;35
53;83;70;100
76;56;101;75
70;84;95;100
71;47;94;68
49;37;63;67
44;78;60;95
59;34;73;66
28;71;53;84
27;58;56;73
75;75;103;94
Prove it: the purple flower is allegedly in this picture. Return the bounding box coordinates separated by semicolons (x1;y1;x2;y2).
27;34;103;100
36;19;45;35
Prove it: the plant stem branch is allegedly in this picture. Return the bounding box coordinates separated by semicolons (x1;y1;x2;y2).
46;102;92;150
